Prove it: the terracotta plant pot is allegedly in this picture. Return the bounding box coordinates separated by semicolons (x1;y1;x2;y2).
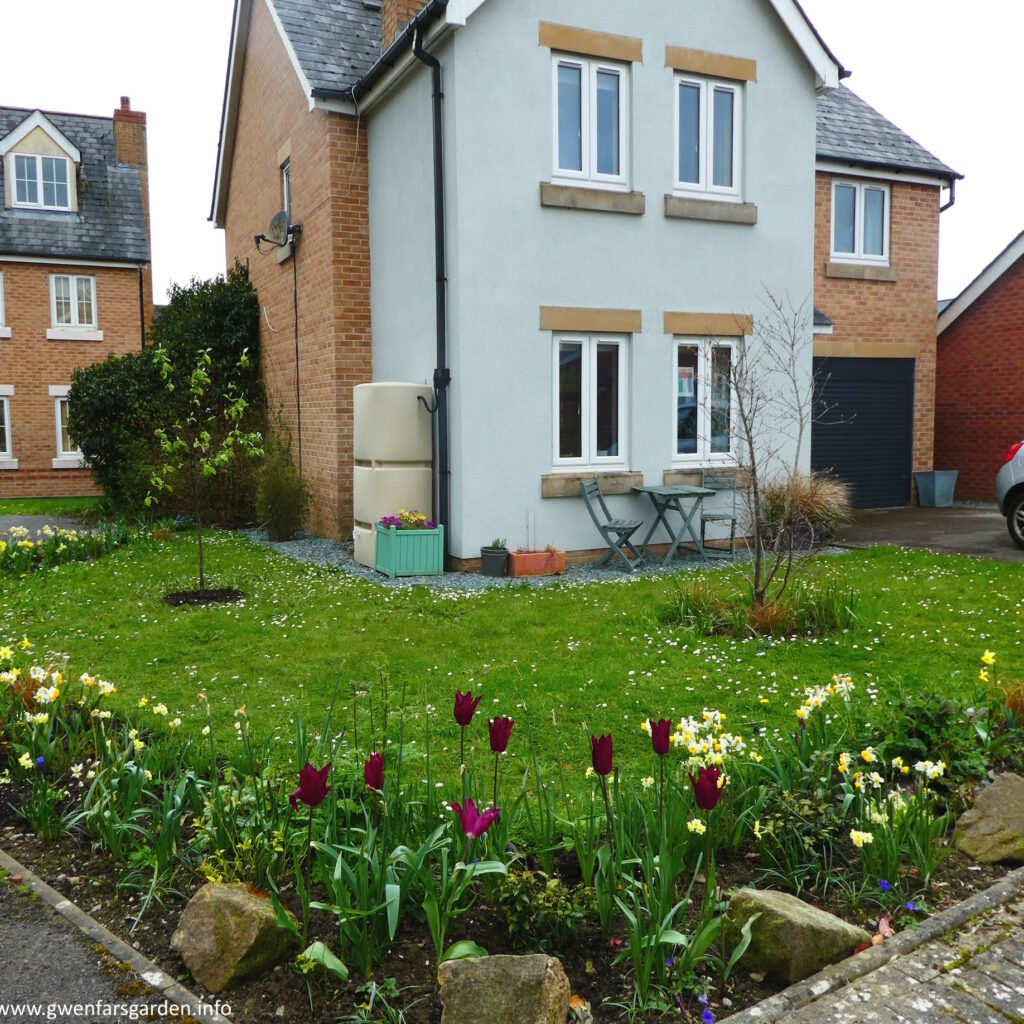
507;549;566;578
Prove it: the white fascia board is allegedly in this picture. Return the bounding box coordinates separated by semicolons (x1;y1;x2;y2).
211;0;252;226
816;160;949;188
0;255;143;269
260;0;317;111
445;0;487;26
767;0;840;90
0;110;82;163
312;96;358;115
938;230;1024;336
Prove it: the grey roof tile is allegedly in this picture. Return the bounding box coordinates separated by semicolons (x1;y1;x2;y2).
813;306;833;327
816;85;959;180
0;107;150;264
271;0;382;96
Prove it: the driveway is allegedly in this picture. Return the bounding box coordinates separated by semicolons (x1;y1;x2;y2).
0;514;81;536
835;505;1022;562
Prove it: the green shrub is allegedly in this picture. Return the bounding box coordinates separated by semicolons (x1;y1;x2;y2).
256;434;311;541
494;869;596;953
760;472;851;549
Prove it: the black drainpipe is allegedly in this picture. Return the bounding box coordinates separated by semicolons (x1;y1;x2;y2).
412;28;451;567
138;265;146;350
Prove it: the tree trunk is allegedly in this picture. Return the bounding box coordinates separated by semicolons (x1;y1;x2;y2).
196;503;205;592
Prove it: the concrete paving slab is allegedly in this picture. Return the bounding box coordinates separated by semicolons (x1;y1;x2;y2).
835;506;1022;562
0;514;81;536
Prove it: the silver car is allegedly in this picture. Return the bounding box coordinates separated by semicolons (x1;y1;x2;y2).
996;440;1024;549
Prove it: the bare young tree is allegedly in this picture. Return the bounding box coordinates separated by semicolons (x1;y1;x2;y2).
725;291;819;609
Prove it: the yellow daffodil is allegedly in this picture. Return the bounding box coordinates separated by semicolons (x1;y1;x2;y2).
981;650;996;667
18;752;33;770
850;829;873;848
686;818;707;835
860;747;877;764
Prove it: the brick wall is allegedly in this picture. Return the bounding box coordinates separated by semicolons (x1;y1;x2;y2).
222;0;372;537
935;255;1024;501
0;261;146;497
381;0;427;47
814;173;942;487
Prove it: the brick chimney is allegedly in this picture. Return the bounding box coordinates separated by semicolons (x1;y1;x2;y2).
381;0;428;49
112;96;147;166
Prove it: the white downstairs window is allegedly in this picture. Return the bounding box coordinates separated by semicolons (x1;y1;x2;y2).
674;338;737;463
552;55;630;190
0;386;13;466
554;334;628;468
49;385;83;468
831;180;890;264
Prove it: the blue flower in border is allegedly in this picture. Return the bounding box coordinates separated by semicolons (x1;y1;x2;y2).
878;879;891;892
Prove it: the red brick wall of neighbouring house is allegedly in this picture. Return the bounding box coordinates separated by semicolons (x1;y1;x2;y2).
222;0;371;537
935;255;1024;501
814;174;943;493
0;261;146;497
382;0;427;47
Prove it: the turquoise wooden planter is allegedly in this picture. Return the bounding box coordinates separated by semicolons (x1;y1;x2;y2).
374;523;444;579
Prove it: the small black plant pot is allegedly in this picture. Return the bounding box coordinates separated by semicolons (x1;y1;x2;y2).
480;546;508;577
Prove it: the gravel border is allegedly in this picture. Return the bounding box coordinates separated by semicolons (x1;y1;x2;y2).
243;528;849;592
0;846;229;1023
724;864;1024;1023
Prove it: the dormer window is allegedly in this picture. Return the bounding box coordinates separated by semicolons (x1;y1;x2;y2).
14;154;71;210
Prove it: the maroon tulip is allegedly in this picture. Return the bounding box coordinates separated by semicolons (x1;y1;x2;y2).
591;733;613;777
290;762;331;811
454;690;483;727
364;752;384;792
451;798;500;839
488;716;514;753
649;718;672;757
689;765;724;811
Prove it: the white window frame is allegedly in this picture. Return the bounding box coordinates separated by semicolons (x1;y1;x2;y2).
49;385;84;469
830;180;891;265
673;74;743;201
552;334;629;469
671;337;739;465
0;385;15;469
551;55;630;191
47;274;103;340
0;270;8;339
12;153;72;211
281;158;292;222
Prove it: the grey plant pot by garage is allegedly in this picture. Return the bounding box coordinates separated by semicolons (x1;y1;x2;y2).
480;546;508;577
915;470;958;508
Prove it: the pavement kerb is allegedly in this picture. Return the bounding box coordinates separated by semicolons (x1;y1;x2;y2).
724;864;1024;1022
0;846;229;1023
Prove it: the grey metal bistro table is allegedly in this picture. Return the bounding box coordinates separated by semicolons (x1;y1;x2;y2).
632;484;716;565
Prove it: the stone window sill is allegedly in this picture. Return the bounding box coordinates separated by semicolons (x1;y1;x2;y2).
540;182;645;216
0;458;18;470
824;262;898;283
542;470;643;498
664;195;757;224
52;455;85;469
0;327;10;339
47;328;104;342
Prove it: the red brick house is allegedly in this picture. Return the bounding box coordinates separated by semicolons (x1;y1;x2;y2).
811;87;960;508
935;229;1024;501
0;100;153;497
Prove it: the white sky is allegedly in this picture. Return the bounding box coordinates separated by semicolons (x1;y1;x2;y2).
3;0;1021;303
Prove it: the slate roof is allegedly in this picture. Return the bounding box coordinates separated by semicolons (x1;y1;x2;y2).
271;0;383;97
816;85;959;181
0;107;150;264
813;307;834;328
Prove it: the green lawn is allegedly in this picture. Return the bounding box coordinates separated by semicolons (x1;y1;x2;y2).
2;531;1021;779
0;496;103;517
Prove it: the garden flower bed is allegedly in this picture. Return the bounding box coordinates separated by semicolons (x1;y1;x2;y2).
0;522;135;577
1;638;1022;1022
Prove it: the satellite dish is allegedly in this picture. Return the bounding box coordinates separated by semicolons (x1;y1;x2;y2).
267;211;290;246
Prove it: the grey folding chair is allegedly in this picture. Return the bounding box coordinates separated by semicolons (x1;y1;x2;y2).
580;478;646;571
700;469;739;560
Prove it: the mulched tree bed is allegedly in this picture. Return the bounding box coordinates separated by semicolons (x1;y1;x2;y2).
0;788;1012;1024
162;588;245;607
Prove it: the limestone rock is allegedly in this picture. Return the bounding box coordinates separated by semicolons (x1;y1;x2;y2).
171;883;298;992
728;888;872;985
955;773;1024;864
438;954;570;1024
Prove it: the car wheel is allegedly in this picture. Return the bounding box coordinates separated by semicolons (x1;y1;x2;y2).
1008;494;1024;550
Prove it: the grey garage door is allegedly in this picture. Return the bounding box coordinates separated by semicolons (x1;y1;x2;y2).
812;357;914;508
